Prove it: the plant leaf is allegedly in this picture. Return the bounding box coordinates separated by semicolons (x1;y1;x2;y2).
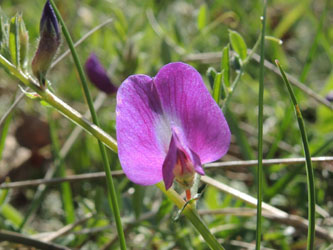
229;29;247;61
206;67;217;89
213;72;222;104
197;4;207;31
221;44;230;88
9;14;20;67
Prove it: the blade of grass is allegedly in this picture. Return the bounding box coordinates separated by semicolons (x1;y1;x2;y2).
1;203;23;228
275;60;316;250
48;1;126;249
0;230;69;250
0;106;13;160
256;1;267;249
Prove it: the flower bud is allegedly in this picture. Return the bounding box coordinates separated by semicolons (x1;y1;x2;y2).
325;91;333;103
84;53;117;94
31;0;60;87
18;15;29;71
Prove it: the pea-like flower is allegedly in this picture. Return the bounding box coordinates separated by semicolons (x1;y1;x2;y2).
84;53;117;94
116;62;231;191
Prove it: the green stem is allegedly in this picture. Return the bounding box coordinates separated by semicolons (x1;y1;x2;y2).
156;182;225;250
0;54;117;151
275;61;315;250
48;1;126;249
256;1;267;249
0;230;69;250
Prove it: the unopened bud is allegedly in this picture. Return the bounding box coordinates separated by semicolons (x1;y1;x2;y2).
326;91;333;103
84;53;117;94
31;0;60;87
18;14;29;71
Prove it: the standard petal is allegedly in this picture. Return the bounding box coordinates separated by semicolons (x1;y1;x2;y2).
116;75;167;186
154;62;231;164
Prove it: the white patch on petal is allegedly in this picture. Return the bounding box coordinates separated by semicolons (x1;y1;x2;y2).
154;114;172;154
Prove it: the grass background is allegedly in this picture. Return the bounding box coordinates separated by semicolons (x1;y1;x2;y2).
0;0;332;249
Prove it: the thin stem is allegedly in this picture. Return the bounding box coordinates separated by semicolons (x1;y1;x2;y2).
275;60;316;250
0;230;70;250
0;54;117;151
155;182;225;250
256;1;267;249
1;157;331;189
186;189;191;201
49;1;126;249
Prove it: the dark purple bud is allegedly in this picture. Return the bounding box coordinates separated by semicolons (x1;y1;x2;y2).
40;0;60;40
325;91;333;103
31;0;61;87
84;53;117;94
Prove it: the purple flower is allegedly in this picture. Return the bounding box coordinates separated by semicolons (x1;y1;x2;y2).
31;0;61;86
325;91;333;103
116;62;231;190
84;53;117;94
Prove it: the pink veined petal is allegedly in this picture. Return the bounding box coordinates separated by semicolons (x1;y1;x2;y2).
116;75;167;186
154;62;231;164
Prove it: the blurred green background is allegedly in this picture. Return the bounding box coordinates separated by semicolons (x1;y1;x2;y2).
0;0;332;249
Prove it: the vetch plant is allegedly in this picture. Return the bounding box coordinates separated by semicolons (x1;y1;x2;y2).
116;62;231;199
1;1;331;249
84;53;118;94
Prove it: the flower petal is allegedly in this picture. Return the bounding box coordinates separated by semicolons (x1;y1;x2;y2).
162;134;177;190
116;75;166;186
154;62;231;164
85;53;117;94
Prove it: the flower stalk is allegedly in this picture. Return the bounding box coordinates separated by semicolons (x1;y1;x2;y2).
156;182;225;250
255;1;267;249
275;60;315;250
48;1;126;249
